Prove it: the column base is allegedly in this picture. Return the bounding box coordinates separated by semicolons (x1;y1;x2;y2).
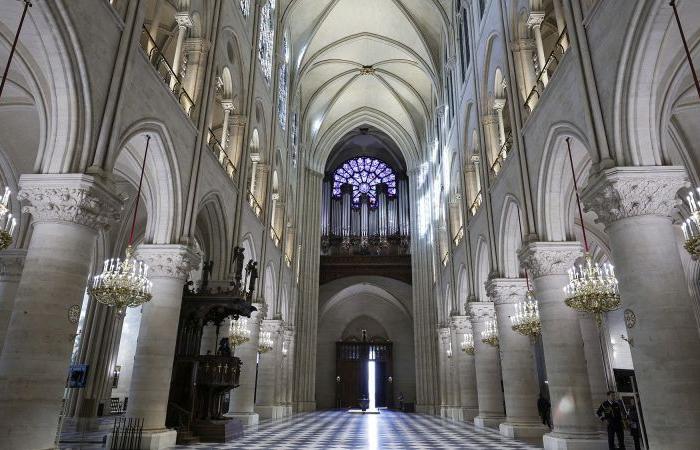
255;405;288;419
107;428;177;450
416;404;439;415
461;407;479;422
499;421;549;439
543;432;607;450
295;401;316;412
474;415;506;429
224;412;259;426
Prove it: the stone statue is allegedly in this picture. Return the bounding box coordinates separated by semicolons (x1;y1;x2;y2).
232;247;245;288
245;260;258;299
201;260;213;291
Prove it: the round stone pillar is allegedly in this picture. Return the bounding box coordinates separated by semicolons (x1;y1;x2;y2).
227;302;263;425
0;249;26;352
583;166;700;448
255;319;283;419
468;301;506;429
0;174;121;450
519;242;606;450
127;244;199;449
450;316;478;421
486;278;548;439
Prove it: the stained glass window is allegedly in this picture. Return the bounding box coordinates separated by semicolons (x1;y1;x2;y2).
332;157;397;206
278;36;289;129
258;1;275;82
240;0;250;17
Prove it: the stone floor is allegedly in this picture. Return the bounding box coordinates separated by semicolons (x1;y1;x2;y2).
167;410;542;449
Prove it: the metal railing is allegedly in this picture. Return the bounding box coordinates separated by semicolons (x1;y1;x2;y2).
525;28;569;113
248;191;263;218
469;191;483;216
452;226;464;247
140;26;195;118
110;417;143;450
490;132;514;177
208;129;238;181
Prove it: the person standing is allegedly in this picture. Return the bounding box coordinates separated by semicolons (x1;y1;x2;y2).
597;391;628;450
537;393;552;429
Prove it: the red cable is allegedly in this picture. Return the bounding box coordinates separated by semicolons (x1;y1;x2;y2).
566;137;589;253
128;135;150;246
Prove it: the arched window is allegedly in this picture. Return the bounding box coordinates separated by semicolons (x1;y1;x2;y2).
278;36;289;129
258;0;275;82
240;0;250;17
332;157;397;207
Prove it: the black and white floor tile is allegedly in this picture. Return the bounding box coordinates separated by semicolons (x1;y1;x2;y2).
168;409;542;450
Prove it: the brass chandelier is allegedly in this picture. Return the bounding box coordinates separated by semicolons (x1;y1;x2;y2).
460;332;475;355
229;317;251;352
511;289;541;339
562;137;620;325
90;136;153;312
480;320;499;347
0;187;16;251
258;330;274;354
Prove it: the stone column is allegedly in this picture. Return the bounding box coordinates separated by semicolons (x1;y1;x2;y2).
229;114;247;170
0;249;26;352
528;11;548;86
170;12;193;90
552;0;569;50
127;244;199;449
227;303;263;425
519;242;605;449
182;38;211;106
487;278;547;439
219;101;234;158
282;326;294;416
582;166;700;448
438;327;450;418
481;115;500;172
450;316;478;421
468;301;506;429
511;39;537;103
0;174;120;450
578;313;610;414
493;98;507;147
255;319;283;419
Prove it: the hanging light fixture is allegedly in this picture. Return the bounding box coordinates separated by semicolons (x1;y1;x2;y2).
460;332;475;355
229;317;251;354
0;187;16;251
90;136;153;312
511;289;541;339
446;341;453;359
258;330;273;354
480;320;499;347
562;137;620;325
681;191;700;257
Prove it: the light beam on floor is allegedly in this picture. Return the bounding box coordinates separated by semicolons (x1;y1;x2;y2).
368;360;376;410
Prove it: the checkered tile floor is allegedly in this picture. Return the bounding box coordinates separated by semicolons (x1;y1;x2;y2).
168;409;542;449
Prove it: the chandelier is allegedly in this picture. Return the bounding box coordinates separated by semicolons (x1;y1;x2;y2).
460;333;475;355
480;320;499;347
229;317;251;350
258;330;274;354
562;137;620;325
90;136;153;312
0;187;16;251
511;290;541;339
682;189;700;257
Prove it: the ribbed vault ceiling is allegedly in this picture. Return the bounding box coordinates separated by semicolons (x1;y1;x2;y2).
282;0;449;168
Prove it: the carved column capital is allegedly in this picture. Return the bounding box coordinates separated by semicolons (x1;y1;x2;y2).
0;249;26;282
518;241;582;278
220;100;235;112
175;12;193;28
493;98;506;111
481;114;499;126
467;301;496;322
135;244;201;280
485;278;528;305
183;38;211;55
449;315;472;334
18;174;122;231
527;11;545;28
511;38;535;52
438;326;451;344
582;166;688;227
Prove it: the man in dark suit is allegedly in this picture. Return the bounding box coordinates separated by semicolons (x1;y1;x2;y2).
597;391;627;450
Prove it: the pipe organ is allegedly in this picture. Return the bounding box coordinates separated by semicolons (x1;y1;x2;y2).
321;157;410;256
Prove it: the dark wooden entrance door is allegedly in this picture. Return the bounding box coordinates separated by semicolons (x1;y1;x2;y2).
335;341;393;408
